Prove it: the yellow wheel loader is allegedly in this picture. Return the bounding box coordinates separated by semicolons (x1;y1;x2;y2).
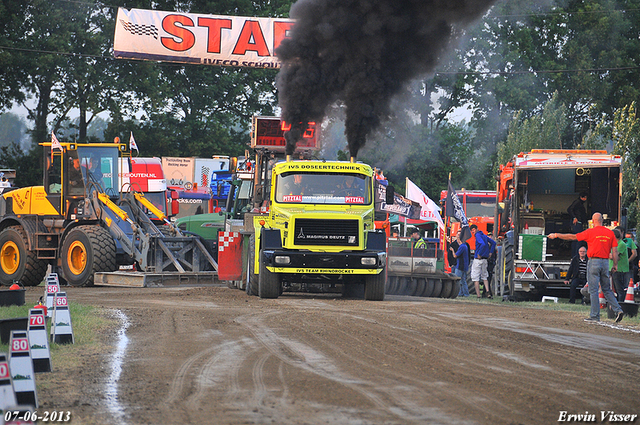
0;142;217;287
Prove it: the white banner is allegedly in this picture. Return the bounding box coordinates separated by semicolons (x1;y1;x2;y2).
114;8;294;69
406;178;445;230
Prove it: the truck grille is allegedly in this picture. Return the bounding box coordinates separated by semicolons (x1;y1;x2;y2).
293;219;359;246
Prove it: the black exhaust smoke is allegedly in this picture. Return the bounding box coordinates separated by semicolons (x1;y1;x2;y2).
276;0;496;158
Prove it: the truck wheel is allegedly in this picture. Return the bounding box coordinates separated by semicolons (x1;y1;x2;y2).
364;272;385;301
0;226;47;287
258;250;280;299
431;279;443;297
450;279;460;299
440;279;453;298
61;226;116;287
423;279;435;297
246;235;258;296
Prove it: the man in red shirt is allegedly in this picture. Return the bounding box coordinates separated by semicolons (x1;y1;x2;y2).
549;212;624;323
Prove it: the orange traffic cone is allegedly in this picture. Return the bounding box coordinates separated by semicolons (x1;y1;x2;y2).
599;286;607;309
624;278;636;304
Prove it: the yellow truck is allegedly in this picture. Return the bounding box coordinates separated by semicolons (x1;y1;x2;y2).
246;159;387;300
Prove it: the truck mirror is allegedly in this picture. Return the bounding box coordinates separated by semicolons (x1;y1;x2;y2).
171;199;179;216
386;185;395;205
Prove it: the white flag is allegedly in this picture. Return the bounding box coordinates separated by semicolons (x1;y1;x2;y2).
51;132;62;151
405;178;445;230
129;131;139;151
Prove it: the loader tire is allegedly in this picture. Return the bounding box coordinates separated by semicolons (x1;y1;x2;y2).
364;271;385;301
246;234;258;296
61;225;116;287
0;226;47;287
258;250;280;299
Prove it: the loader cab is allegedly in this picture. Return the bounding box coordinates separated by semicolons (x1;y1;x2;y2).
43;143;124;217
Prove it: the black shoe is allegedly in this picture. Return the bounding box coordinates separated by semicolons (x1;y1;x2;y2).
584;317;600;322
615;311;624;323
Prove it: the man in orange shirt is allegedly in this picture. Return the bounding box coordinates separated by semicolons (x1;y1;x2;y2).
549;212;624;323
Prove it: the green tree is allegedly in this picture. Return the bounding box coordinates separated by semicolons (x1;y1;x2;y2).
611;104;640;228
496;93;568;166
0;112;28;149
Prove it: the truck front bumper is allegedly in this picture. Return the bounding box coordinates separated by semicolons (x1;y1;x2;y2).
262;250;386;275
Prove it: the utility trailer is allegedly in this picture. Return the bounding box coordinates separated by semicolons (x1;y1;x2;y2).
385;237;460;298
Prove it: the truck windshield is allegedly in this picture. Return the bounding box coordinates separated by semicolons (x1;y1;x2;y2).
465;196;495;218
275;172;371;205
141;192;167;215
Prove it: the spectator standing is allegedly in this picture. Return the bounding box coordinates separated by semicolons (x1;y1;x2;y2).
611;229;629;302
567;192;588;256
564;246;588;304
411;228;426;249
451;230;470;297
470;224;496;299
622;230;637;286
447;233;460;273
549;212;624;323
568;192;588;231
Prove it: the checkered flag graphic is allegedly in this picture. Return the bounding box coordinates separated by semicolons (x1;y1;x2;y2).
202;167;210;186
120;20;158;40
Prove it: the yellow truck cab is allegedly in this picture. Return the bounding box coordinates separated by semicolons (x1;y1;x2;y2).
248;160;387;300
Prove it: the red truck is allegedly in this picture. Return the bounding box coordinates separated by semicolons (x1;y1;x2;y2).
439;189;496;272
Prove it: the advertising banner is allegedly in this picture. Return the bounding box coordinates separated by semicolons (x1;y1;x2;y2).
114;8;294;68
162;157;195;188
374;181;421;220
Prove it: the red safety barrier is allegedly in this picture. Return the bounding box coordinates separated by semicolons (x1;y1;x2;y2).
218;232;243;281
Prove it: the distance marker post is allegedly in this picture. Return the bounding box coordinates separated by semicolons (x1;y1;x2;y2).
44;275;60;319
8;331;37;408
0;352;17;411
27;309;51;373
50;292;74;344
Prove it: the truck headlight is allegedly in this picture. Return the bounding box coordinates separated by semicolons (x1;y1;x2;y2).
361;257;377;266
275;256;291;265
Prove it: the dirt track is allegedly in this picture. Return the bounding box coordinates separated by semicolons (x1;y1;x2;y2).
29;286;640;424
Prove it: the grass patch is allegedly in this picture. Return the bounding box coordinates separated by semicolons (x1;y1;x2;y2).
459;295;640;325
0;301;119;381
